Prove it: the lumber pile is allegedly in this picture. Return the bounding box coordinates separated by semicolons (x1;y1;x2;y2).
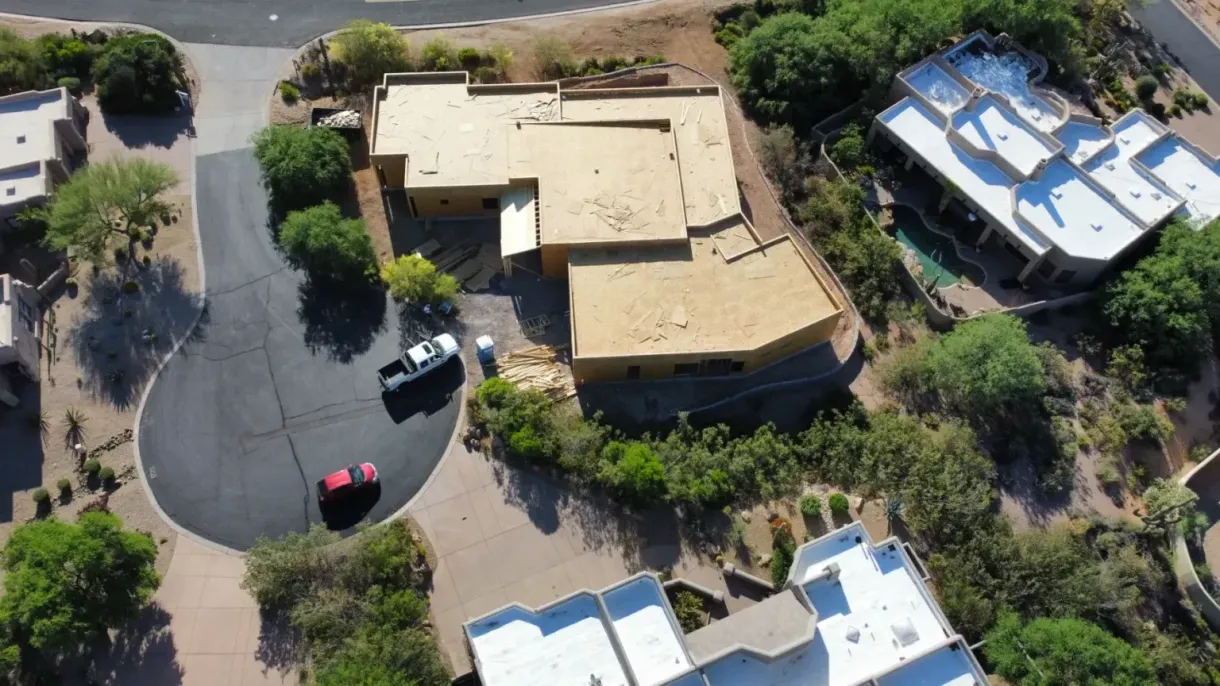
497;345;576;401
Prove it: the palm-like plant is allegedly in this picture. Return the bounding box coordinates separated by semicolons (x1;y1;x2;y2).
27;410;50;444
63;408;88;452
884;496;905;535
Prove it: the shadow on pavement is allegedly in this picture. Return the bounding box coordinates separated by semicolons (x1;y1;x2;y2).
100;110;193;150
296;276;388;363
0;378;46;523
71;256;201;409
321;482;382;531
380;357;463;425
69;603;184;685
254;611;299;674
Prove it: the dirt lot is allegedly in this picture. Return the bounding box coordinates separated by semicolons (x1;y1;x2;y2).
0;17;202;575
1175;0;1220;45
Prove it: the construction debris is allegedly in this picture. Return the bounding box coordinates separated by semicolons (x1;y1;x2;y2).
316;109;362;128
497;345;576;401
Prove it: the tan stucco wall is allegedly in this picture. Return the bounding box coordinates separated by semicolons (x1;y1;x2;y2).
572;310;842;383
406;185;506;219
372;153;405;188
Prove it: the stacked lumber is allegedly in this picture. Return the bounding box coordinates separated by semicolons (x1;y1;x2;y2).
497;345;576;401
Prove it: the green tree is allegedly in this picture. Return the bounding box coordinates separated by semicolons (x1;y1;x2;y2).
1142;478;1198;526
252;125;352;211
242;525;340;610
672;591;706;633
984;612;1157;686
36;33;99;81
380;254;460;305
0;29;48;95
599;441;667;503
42;157;178;265
829;122;867;171
278;202;376;281
91;33;184;114
0;512;159;657
330;20;411;89
1103;251;1210;376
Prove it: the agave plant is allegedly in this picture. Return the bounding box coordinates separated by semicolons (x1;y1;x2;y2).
884;496;905;535
27;410;50;444
63;408;88;452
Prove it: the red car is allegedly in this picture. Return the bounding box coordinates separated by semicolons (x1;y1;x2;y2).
317;463;379;503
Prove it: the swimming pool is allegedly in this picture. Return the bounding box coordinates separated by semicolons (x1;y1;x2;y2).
888;205;983;288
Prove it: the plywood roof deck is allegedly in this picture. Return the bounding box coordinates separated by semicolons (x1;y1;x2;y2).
567;215;840;358
508;120;688;247
372;74;560;188
560;88;740;227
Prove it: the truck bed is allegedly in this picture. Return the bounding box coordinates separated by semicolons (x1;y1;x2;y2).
377;359;408;382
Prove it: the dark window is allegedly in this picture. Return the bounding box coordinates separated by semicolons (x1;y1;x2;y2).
703;358;733;376
408;196;419;217
1037;259;1056;278
673;363;699;376
16;298;35;334
348;466;366;484
730;361;745;373
439;199;449;206
1054;269;1076;284
482;197;499;210
626;365;641;379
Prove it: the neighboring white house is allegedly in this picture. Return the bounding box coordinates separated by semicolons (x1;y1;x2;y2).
870;31;1219;289
464;521;989;686
0;274;42;390
0;87;87;233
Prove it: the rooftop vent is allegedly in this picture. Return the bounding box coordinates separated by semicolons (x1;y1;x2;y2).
16;135;25;144
1091;222;1104;232
891;618;920;647
824;562;842;580
845;625;861;643
5;186;14;196
1105;162;1116;171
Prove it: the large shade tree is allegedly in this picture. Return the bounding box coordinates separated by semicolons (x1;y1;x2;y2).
42;157;177;264
252;125;351;212
984;612;1157;686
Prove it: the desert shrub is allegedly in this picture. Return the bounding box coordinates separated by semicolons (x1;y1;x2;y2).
419;37;458;71
531;35;576;80
1134;74;1159;99
98;466;115;483
457;47;481;70
329;20;410;89
1095;455;1120;489
829;122;867;171
1144;100;1165;119
472;65;502;84
598;441;667;504
1191;91;1208;109
799;494;822;517
252;125;351;211
985;612;1156;685
770;520;796;587
91;33;183;114
278;202;376;281
379;254;459;305
56;478;71;492
83;458;101;475
31;488;49;504
121;279;139;294
0;29;49;95
300;62;321;79
828;492;849;514
672;591;706;633
279;81;299;102
56;75;81;95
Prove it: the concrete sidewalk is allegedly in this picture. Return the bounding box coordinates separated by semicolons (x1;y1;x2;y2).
82;538;296;686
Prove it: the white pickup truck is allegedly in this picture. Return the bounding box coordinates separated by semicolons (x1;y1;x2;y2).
377;334;460;392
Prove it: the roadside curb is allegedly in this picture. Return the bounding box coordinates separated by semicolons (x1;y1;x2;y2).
1165;0;1220;53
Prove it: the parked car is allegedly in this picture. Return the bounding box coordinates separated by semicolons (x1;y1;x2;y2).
317;463;378;503
377;334;460;392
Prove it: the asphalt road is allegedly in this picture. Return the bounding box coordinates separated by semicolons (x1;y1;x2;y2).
138;149;460;550
1;0;644;47
1131;0;1220;102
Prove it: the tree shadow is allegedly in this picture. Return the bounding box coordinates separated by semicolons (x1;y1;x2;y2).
71;256;201;409
254;610;300;674
321;482;382;531
69;603;184;685
99;110;192;150
295;276;387;364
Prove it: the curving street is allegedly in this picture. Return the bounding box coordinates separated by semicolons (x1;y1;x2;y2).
0;0;646;47
135;45;460;550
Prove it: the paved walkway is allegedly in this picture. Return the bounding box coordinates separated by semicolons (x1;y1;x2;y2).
82;538;295;686
411;439;743;674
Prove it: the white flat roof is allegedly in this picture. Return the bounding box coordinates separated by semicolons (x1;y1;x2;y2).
1056;120;1112;164
951;97;1055;176
948;48;1059;132
0;89;68;207
602;577;692;686
0;163;47;210
904;62;970;114
875;644;981;686
1138;138;1220;225
1082;113;1179;226
1016;159;1144;262
466;594;629;686
879;98;1046;254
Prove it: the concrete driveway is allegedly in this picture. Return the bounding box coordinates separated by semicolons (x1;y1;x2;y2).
136;44;459;550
